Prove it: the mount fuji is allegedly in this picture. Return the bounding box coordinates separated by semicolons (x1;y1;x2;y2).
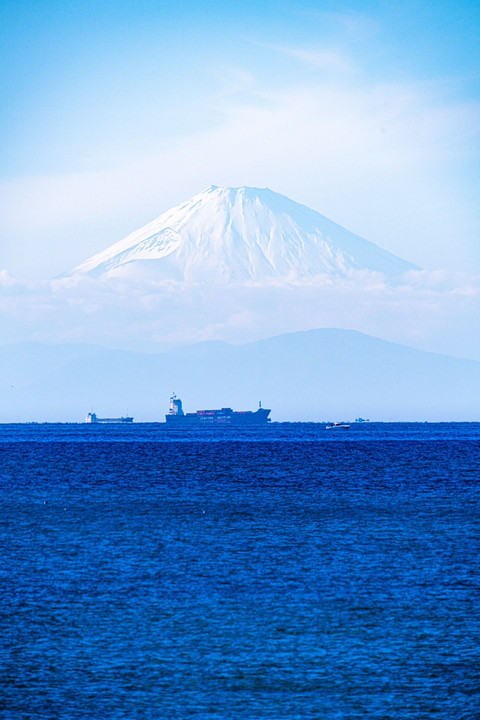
71;186;418;282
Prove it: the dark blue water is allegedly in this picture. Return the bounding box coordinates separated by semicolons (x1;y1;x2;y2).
1;423;479;719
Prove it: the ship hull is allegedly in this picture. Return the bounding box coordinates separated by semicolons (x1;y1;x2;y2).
85;413;133;424
165;408;271;425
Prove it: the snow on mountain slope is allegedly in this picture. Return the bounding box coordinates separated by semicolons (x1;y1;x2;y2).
71;186;418;282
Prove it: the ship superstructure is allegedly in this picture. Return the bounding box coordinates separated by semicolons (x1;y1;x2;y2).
166;394;271;425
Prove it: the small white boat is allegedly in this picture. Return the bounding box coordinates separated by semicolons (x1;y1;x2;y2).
326;422;350;429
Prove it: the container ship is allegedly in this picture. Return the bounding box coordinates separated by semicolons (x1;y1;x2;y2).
85;412;133;424
165;394;271;425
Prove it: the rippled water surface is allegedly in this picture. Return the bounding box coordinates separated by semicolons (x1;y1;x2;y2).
1;423;479;719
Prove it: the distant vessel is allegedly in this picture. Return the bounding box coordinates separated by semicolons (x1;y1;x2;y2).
165;394;271;425
326;422;350;429
85;412;133;424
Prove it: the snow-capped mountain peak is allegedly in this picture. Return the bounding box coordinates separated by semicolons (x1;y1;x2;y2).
71;185;418;282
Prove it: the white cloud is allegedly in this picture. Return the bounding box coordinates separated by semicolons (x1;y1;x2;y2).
0;270;17;288
1;271;480;360
258;42;356;73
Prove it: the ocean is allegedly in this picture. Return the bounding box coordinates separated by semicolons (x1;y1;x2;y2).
1;422;479;719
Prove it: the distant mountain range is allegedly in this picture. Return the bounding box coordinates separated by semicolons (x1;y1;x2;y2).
70;186;417;282
1;329;478;422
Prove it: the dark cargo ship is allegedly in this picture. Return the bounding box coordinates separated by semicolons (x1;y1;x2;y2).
165;394;271;425
85;412;133;424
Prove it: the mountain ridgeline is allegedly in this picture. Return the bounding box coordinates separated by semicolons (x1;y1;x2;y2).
71;186;418;282
2;330;479;422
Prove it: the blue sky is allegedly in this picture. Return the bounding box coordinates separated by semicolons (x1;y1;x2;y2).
0;0;479;278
